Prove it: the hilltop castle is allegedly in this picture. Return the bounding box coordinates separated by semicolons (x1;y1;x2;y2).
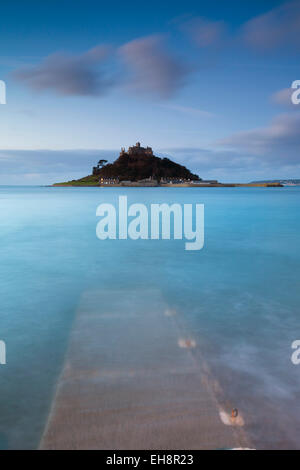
120;142;153;157
91;142;200;183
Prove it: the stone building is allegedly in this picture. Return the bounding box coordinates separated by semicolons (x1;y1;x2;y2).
126;142;153;156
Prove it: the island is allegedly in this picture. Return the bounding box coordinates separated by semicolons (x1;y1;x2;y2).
53;142;283;188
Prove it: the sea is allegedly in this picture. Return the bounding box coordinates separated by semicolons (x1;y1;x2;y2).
0;185;300;449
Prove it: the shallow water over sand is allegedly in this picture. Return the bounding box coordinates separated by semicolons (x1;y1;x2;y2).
0;186;300;449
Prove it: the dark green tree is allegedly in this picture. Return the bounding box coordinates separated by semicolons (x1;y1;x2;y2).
97;159;108;169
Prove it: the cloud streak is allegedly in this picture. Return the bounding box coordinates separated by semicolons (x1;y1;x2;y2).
242;1;300;50
0;148;115;184
13;45;113;96
160;111;300;181
159;103;215;117
218;112;300;164
1;129;300;186
271;88;294;107
14;36;190;99
13;3;300;100
180;17;227;47
119;35;190;98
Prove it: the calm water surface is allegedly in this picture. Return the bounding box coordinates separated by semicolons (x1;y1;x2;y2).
0;186;299;449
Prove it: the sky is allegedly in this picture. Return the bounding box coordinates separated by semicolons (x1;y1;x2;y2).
0;0;299;184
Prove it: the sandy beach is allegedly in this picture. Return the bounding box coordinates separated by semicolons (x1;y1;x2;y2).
40;288;249;450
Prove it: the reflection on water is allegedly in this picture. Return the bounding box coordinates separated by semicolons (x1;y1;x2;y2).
0;186;300;449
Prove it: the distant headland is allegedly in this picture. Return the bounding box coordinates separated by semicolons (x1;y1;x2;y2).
53;142;283;188
251;179;300;186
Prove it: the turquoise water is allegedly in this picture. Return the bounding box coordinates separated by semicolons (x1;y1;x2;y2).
0;186;300;449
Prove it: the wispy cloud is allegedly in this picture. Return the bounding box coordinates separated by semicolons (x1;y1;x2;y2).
180;17;227;47
119;35;190;98
13;2;299;101
0;148;115;184
159;103;215;117
2;131;300;186
242;1;300;50
271;88;294;106
156;112;300;181
13;45;114;96
218;112;300;164
14;36;190;100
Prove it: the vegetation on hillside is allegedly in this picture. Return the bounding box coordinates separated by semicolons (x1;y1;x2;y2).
54;144;200;186
53;175;99;186
93;151;200;182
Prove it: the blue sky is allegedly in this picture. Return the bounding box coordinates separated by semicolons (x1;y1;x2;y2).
0;0;299;183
